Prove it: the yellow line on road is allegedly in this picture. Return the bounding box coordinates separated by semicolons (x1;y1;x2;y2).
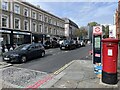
53;60;74;75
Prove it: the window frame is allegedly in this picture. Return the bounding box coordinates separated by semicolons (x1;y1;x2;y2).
32;22;37;32
14;18;20;29
32;11;36;19
48;28;52;34
39;14;42;21
24;20;29;31
39;24;42;33
14;4;20;14
53;29;56;34
2;1;8;10
44;26;48;33
2;14;9;28
48;18;52;24
24;8;29;17
44;16;48;23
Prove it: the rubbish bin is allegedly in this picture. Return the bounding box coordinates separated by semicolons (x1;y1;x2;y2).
101;38;119;84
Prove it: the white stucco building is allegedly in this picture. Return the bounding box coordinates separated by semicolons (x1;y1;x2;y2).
63;18;79;39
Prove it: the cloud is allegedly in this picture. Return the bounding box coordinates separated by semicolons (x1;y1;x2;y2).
25;1;118;26
89;3;117;24
25;0;118;2
68;2;117;25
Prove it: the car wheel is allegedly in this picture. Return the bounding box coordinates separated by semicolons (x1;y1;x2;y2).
41;52;45;57
21;56;27;63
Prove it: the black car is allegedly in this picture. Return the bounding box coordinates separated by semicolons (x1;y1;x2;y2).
2;43;45;63
43;41;52;49
51;41;59;48
60;40;76;50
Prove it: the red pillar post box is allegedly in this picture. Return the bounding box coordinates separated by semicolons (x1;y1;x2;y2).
101;38;119;84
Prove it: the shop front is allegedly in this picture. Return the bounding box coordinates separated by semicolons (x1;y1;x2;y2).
0;28;31;51
0;29;12;51
32;33;46;44
13;30;31;45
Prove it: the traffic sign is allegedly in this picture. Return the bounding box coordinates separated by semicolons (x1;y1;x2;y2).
95;27;100;32
93;26;102;35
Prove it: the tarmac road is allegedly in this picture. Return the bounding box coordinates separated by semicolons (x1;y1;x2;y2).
13;45;92;73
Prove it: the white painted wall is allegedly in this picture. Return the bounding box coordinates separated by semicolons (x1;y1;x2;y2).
65;24;69;37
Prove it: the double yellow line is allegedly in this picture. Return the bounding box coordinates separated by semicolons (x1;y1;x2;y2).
53;60;74;75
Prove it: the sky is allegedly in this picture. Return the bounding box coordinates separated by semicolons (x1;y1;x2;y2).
25;0;118;26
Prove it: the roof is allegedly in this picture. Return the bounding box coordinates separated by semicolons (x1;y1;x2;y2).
63;18;79;28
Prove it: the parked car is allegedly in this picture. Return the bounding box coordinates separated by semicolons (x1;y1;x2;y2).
59;39;64;45
2;43;45;63
51;41;59;48
43;41;52;49
73;40;81;48
80;40;85;47
60;40;76;50
77;40;81;47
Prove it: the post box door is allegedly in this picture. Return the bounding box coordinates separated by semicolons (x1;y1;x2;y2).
103;44;118;73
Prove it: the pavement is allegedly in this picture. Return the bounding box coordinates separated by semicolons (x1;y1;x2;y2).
0;56;12;69
0;59;119;89
40;60;119;88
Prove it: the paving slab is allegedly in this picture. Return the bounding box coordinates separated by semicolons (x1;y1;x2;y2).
77;79;106;88
52;79;79;88
42;60;120;88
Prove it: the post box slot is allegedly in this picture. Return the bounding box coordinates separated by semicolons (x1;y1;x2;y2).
106;45;114;47
106;46;114;47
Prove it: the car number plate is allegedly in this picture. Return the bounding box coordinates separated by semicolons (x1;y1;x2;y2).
62;47;65;49
4;58;10;60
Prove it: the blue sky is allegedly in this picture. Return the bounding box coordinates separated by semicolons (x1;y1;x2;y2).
25;0;118;26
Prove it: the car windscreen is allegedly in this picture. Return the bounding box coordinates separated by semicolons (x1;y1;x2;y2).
15;44;30;50
45;41;51;44
63;40;70;44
